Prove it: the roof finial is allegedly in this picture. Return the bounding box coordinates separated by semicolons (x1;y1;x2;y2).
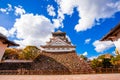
57;30;62;33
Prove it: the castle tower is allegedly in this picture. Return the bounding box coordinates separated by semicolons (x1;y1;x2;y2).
41;30;75;52
34;30;93;74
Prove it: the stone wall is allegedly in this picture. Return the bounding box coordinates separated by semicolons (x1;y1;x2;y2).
0;62;32;70
33;51;93;74
0;51;94;74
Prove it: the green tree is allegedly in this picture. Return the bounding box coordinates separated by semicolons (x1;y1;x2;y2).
91;53;113;68
3;48;19;60
98;53;113;59
91;59;102;68
79;55;87;61
18;49;24;60
111;54;120;66
22;46;40;60
102;58;113;68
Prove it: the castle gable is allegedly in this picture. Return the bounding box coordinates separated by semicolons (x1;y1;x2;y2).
47;37;71;46
40;30;75;52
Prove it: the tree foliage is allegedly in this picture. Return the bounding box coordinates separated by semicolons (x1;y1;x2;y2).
111;54;120;66
3;46;40;60
91;59;102;68
22;46;40;60
79;55;87;61
90;53;113;68
102;58;113;68
3;48;19;60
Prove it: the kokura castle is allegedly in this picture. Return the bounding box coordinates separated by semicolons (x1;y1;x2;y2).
0;30;93;74
41;30;76;53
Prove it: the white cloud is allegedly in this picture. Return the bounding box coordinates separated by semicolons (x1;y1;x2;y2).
55;0;75;15
0;26;9;37
89;56;97;60
52;18;63;28
0;26;16;38
7;4;13;11
0;4;25;16
14;6;26;16
82;51;88;56
93;40;114;53
52;4;65;28
85;38;91;44
11;13;55;48
0;8;7;13
0;4;13;14
55;0;120;32
47;5;56;17
0;4;58;48
112;51;116;55
52;19;61;28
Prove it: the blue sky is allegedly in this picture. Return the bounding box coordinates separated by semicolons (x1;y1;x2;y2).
0;0;120;59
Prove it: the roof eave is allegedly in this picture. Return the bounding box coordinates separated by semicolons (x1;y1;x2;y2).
101;23;120;41
6;40;19;47
1;39;19;47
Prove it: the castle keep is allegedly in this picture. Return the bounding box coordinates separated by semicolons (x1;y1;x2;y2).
41;30;75;52
33;30;93;74
0;31;93;74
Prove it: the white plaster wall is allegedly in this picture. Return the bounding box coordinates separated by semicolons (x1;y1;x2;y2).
114;39;120;54
44;47;75;52
0;41;7;61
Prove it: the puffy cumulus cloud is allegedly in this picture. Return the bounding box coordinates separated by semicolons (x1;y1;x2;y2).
93;40;114;53
52;10;64;28
0;4;25;16
0;4;57;48
0;8;7;13
14;37;47;48
0;4;13;14
55;0;76;15
52;1;66;28
0;4;56;48
0;26;9;37
52;19;61;28
88;56;97;60
47;5;56;17
112;51;116;55
82;51;88;56
0;26;16;38
11;14;55;48
14;6;26;16
55;0;120;32
7;4;12;11
85;38;91;44
52;17;64;28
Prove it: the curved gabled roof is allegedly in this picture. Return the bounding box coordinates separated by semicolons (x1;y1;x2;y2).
52;30;66;35
0;33;7;39
101;23;120;41
0;33;19;47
